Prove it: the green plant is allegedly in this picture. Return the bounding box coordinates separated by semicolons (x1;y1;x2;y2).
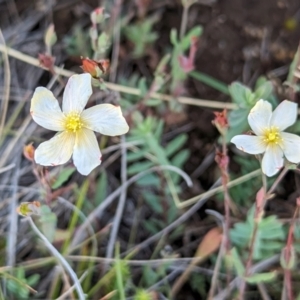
230;206;285;260
123;15;159;58
6;268;40;300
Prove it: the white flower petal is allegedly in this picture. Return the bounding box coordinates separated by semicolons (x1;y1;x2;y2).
270;100;298;131
262;145;284;177
231;135;266;154
35;131;75;166
248;99;272;136
30;87;65;131
73;128;101;175
62;74;93;114
81;104;129;136
281;132;300;163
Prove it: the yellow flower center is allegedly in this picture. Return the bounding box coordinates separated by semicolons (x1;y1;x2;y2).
263;126;282;145
65;112;83;132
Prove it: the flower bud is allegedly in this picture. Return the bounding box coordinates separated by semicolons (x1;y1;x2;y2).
81;57;110;79
212;110;228;135
44;24;57;49
280;246;296;270
97;32;110;53
90;7;105;25
23;143;35;161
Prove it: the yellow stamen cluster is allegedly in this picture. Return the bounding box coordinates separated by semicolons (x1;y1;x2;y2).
65;112;83;132
263;126;282;145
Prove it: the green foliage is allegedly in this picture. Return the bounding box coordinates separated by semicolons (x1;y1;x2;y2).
227;248;277;284
128;114;189;184
170;26;202;87
94;170;108;205
227;247;245;276
123;15;159;57
189;71;229;95
227;156;261;206
134;289;153;300
127;114;188;235
189;273;206;297
111;260;131;299
227;77;277;142
119;74;149;110
38;205;57;243
51;167;75;189
64;25;91;57
230;206;285;260
6;268;40;300
141;264;169;289
245;271;277;284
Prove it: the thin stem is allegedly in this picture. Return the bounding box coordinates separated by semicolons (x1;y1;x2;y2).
267;167;289;195
27;217;85;300
115;243;126;300
180;4;189;39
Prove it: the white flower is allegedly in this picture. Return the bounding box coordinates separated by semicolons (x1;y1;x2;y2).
231;99;300;177
30;73;129;175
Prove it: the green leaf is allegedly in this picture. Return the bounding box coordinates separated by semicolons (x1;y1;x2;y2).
143;220;159;235
144;193;163;213
94;171;107;205
287;47;300;83
180;26;203;50
127;148;149;162
27;274;40;286
171;149;190;168
51;167;75;189
165;134;188;157
170;29;178;45
229;82;252;106
153;119;164;140
230;206;285;260
245;271;277;284
254;80;273;100
226;109;250;142
229;247;245;276
190;71;229;95
39;205;57;243
137;173;160;187
145;98;162;106
128;161;155;175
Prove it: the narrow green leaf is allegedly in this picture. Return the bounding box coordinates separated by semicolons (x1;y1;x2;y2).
181;26;203;50
170;29;178;45
245;271;277;284
229;82;252;106
51;167;75;189
230;247;245;276
94;171;107;205
171;149;190;168
190;71;229;95
287;47;299;83
127;148;149;162
165;134;188;157
254;81;273;100
137;173;160;187
128;161;155;175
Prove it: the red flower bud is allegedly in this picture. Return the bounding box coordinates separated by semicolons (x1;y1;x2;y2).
80;57;110;78
23;143;35;162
